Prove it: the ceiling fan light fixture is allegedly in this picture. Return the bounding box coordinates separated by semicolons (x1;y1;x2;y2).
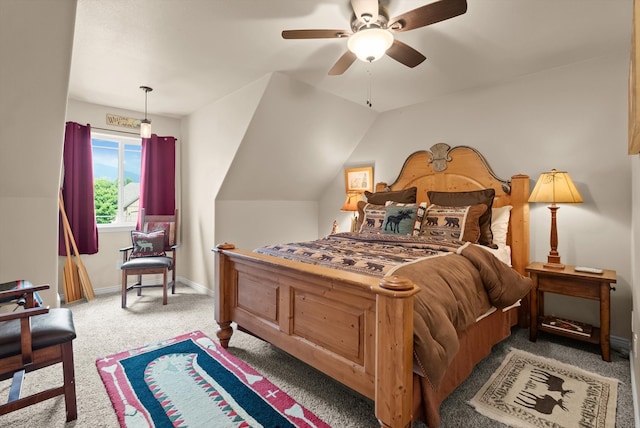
347;27;393;63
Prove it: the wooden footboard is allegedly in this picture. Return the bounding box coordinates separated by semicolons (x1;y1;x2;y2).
214;243;419;428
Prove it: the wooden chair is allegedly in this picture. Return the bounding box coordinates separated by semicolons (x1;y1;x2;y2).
120;208;178;308
0;284;77;421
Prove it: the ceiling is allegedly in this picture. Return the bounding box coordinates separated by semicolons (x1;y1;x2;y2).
68;0;632;118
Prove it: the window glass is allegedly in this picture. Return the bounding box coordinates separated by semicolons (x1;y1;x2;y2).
91;132;141;225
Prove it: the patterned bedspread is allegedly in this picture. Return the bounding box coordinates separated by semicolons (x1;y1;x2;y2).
255;232;463;277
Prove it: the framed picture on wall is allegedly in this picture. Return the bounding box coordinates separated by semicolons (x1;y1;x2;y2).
344;166;374;193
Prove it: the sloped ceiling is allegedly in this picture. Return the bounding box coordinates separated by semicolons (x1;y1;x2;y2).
217;73;378;201
68;0;632;117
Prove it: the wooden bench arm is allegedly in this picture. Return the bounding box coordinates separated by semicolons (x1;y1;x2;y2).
0;284;49;301
0;307;49;322
0;284;49;309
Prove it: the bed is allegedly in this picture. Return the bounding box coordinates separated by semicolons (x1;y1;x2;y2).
213;143;531;427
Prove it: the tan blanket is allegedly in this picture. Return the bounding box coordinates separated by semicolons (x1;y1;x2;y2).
393;243;531;389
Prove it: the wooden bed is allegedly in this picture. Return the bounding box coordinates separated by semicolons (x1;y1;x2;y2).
213;143;530;427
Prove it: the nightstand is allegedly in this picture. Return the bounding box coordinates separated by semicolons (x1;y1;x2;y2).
526;262;617;362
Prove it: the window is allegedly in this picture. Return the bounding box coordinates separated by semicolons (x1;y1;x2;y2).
91;132;142;226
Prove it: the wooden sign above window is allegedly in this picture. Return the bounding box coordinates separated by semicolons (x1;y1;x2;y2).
106;114;141;129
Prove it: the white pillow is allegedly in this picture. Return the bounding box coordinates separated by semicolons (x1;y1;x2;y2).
491;205;512;247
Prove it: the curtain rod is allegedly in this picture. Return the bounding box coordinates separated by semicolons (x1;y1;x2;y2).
91;126;178;141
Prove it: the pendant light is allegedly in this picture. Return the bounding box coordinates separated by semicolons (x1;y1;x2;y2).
140;85;153;138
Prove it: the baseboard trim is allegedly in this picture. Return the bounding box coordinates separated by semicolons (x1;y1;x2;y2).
631;349;640;428
176;276;214;296
612;334;631;352
61;276;213;302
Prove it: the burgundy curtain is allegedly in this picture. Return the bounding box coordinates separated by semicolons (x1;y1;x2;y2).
137;134;176;229
59;122;99;255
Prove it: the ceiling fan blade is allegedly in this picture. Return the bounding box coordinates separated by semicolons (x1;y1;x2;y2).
386;40;426;68
351;0;379;25
389;0;467;33
328;51;357;75
282;29;350;39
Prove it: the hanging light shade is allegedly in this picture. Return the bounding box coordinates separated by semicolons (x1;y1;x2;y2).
347;27;394;63
140;86;153;138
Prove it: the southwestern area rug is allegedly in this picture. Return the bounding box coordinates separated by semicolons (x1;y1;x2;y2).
469;348;618;428
96;330;330;428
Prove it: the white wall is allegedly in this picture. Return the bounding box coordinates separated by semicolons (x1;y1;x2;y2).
0;0;76;306
324;53;633;340
216;200;320;250
180;75;270;292
66;99;182;139
632;152;640;416
217;73;378;201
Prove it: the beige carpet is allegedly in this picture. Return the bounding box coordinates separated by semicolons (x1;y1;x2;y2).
470;348;619;428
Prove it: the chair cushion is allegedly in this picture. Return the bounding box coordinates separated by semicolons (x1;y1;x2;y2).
0;308;76;359
121;256;174;270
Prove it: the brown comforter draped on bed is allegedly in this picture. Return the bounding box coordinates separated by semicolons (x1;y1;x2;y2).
256;233;531;390
398;243;531;389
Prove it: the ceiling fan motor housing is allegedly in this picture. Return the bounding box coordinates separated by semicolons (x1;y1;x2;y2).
351;5;390;32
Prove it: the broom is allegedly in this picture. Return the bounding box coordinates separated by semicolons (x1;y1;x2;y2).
58;192;96;301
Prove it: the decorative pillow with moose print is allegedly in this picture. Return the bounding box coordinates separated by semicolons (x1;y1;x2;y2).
358;203;387;234
130;230;166;258
381;202;425;236
419;204;487;244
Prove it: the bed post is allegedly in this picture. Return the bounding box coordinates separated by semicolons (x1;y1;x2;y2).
375;275;419;428
214;243;235;348
508;174;530;328
508;174;530;276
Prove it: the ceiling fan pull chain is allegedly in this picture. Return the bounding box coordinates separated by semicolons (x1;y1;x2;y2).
366;67;373;108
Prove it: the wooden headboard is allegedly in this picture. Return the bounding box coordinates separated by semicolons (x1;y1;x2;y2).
375;143;530;275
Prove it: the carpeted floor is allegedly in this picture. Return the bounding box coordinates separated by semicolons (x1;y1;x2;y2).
0;284;634;427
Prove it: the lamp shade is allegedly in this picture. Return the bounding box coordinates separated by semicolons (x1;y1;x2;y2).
528;169;583;204
347;28;394;63
341;192;361;212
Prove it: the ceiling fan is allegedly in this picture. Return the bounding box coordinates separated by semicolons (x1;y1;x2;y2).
282;0;467;75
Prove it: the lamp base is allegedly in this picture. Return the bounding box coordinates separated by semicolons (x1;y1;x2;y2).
543;261;565;270
543;253;565;269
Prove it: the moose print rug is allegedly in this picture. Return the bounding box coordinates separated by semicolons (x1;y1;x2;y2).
470;349;618;428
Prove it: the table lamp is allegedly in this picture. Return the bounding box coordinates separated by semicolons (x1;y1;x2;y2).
528;169;583;269
341;192;362;232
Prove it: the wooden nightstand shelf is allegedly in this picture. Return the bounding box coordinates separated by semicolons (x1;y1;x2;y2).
526;262;617;361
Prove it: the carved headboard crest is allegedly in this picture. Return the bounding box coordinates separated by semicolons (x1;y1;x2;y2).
427;143;511;194
428;143;453;172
